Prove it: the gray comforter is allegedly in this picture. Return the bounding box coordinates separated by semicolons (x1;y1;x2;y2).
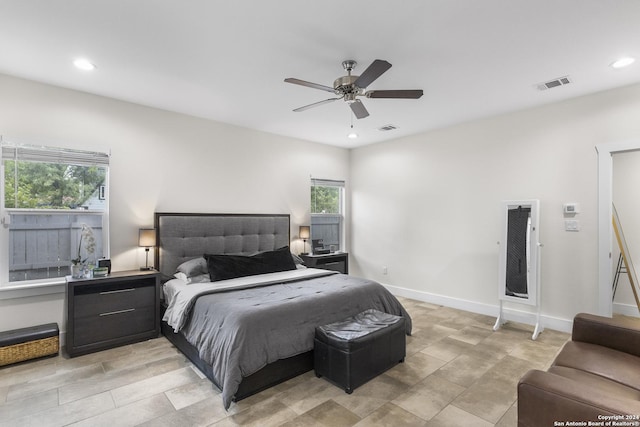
178;272;412;409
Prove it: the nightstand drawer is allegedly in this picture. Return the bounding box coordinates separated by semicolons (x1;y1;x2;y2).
74;283;155;318
317;260;345;273
301;253;349;274
74;305;155;347
66;270;160;357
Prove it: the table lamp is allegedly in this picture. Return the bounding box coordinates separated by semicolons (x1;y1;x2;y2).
299;226;310;255
138;228;156;270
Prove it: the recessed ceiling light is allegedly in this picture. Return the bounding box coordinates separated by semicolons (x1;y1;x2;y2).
610;57;635;69
347;132;358;139
73;58;96;71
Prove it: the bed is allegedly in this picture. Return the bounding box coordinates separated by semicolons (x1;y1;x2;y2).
155;212;411;409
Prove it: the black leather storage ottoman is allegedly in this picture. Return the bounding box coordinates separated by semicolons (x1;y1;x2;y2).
314;309;406;393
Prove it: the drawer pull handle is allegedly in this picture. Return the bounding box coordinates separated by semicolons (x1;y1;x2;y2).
323;262;341;266
100;288;135;295
100;308;135;317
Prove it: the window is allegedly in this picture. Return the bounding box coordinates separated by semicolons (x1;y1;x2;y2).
1;141;109;284
310;178;345;252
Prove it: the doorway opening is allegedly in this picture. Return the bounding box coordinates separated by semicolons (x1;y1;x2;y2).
596;140;640;316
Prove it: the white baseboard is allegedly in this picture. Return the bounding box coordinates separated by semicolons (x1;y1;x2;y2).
382;283;573;334
613;302;640;317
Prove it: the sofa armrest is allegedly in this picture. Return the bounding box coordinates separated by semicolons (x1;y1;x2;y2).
572;313;640;358
518;370;640;427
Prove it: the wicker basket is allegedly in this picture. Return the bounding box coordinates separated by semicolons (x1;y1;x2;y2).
0;336;59;366
0;324;59;367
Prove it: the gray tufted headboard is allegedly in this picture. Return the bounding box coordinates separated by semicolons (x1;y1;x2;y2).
154;213;290;278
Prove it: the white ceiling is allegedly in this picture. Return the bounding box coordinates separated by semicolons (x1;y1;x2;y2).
1;1;639;148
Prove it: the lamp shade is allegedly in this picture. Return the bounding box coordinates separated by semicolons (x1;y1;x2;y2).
299;226;310;240
138;228;156;247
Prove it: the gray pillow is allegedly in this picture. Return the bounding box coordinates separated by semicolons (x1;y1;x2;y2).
176;257;208;278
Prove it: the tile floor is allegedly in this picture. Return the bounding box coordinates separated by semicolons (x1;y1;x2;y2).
0;298;570;426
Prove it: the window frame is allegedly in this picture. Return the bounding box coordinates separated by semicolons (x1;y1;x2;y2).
310;178;346;253
0;139;110;288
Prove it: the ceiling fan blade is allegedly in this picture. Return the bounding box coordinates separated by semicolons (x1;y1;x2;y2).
366;89;424;99
293;97;341;112
284;78;335;93
349;100;369;119
353;59;392;88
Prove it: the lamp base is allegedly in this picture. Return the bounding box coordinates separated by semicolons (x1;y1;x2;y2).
139;266;152;271
300;252;309;256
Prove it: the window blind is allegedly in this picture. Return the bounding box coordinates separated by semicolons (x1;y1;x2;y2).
311;178;345;188
1;142;110;166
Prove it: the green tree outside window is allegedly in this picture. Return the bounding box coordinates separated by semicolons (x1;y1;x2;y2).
311;186;340;214
4;160;106;209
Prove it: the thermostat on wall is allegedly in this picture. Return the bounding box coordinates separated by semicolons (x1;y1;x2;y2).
563;203;580;214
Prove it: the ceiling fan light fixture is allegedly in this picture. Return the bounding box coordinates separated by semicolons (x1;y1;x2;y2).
610;57;635;69
347;132;358;139
344;92;358;103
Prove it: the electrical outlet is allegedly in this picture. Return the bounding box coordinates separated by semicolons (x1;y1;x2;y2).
565;219;580;231
383;266;388;275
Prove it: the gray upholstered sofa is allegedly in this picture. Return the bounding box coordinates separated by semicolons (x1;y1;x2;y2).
518;313;640;426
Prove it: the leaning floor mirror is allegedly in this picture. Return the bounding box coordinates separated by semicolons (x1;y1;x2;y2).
494;199;543;339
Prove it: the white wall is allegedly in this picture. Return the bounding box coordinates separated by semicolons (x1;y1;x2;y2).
613;151;640;316
0;73;349;332
5;71;640;335
350;82;640;331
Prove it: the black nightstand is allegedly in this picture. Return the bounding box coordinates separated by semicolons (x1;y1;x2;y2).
65;270;160;357
301;252;349;274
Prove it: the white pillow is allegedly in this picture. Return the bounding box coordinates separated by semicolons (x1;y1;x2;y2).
176;257;208;278
173;272;210;284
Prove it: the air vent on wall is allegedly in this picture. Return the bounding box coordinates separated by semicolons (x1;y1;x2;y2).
378;124;398;131
536;76;572;91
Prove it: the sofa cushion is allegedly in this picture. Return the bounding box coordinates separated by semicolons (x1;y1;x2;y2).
573;313;640;358
553;341;640;391
518;370;640;427
548;366;640;400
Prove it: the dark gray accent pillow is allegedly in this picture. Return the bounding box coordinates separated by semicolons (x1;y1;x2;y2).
204;246;297;282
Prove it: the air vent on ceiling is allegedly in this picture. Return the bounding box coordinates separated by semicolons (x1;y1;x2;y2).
378;124;398;131
536;76;572;91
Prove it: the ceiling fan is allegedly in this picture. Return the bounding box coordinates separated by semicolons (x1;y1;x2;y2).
284;59;423;119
